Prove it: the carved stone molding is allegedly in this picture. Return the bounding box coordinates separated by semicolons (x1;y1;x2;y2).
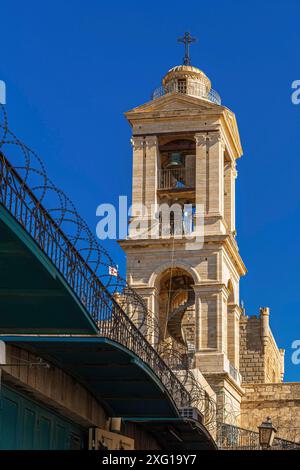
130;136;144;150
145;135;158;149
225;160;237;173
194;133;209;146
208;131;225;149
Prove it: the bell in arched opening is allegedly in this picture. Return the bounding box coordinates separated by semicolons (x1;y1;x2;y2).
166;152;183;169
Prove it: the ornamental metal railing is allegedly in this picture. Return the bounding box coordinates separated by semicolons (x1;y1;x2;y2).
0;103;217;433
0;152;191;410
158;167;195;190
217;423;300;450
152;83;221;105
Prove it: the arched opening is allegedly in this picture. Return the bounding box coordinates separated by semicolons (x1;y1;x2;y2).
156;137;196;239
157;267;196;353
158;137;196;191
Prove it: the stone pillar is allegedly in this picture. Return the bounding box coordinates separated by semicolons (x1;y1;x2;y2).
260;307;270;353
195;133;208;215
219;285;228;355
193;285;202;352
195;131;226;236
129;136;145;238
192;284;227;352
144;136;159;210
224;160;237;233
227;304;242;369
131;136;145;209
207;131;225;218
280;349;285;382
129;136;159;238
129;285;158;346
201;290;218;350
145;136;159;236
185;154;196;188
194;133;208;242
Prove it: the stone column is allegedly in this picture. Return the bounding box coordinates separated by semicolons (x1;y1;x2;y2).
194;133;208;242
129;136;145;238
192;284;226;352
145;135;159;237
280;349;285;382
185;154;196;188
207;131;225;218
195;133;208;214
131;136;145;209
195;131;226;236
260;307;270;353
227;304;242;369
193;285;202;351
224;160;237;233
219;285;228;355
129;285;158;347
201;290;218;350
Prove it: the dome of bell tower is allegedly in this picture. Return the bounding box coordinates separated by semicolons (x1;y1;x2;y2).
162;65;211;90
162;64;212;100
152;32;221;104
152;63;221;104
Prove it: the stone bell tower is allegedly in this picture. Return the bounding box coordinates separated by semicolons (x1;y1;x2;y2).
119;37;247;420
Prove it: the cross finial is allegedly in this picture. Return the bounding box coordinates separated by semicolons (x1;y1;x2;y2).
177;32;197;66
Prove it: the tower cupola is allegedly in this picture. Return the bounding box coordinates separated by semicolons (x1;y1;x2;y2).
152;32;221;104
162;65;212;99
152;64;221;104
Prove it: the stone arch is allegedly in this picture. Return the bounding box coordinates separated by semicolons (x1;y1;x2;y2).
149;261;200;289
151;263;197;350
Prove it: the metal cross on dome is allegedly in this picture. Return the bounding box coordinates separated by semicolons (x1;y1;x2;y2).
177;32;197;66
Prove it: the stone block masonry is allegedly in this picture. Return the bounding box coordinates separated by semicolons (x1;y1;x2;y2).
241;383;300;442
239;308;284;384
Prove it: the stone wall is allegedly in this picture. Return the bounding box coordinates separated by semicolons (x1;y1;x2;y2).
239;308;284;384
202;372;243;427
241;383;300;442
240;315;265;383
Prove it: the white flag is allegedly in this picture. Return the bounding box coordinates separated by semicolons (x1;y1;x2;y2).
109;266;118;276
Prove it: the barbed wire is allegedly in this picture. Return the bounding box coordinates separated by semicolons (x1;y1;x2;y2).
0;103;217;430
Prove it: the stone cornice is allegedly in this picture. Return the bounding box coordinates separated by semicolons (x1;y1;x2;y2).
228;303;243;319
145;135;158;148
124;93;243;159
118;233;247;277
193;282;230;298
128;285;158;295
203;371;245;396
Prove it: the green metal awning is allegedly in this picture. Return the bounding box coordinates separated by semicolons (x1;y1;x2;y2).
123;417;217;450
0;336;180;419
1;335;217;449
0;206;98;334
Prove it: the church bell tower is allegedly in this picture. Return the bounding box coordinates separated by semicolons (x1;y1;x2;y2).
119;34;247;418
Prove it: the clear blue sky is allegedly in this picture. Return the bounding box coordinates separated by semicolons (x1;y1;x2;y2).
1;0;300;381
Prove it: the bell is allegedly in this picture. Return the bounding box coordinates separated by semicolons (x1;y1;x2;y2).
166;152;183;168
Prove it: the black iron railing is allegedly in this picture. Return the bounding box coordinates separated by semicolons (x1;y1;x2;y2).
217;423;300;450
152;84;221;105
0;152;191;410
